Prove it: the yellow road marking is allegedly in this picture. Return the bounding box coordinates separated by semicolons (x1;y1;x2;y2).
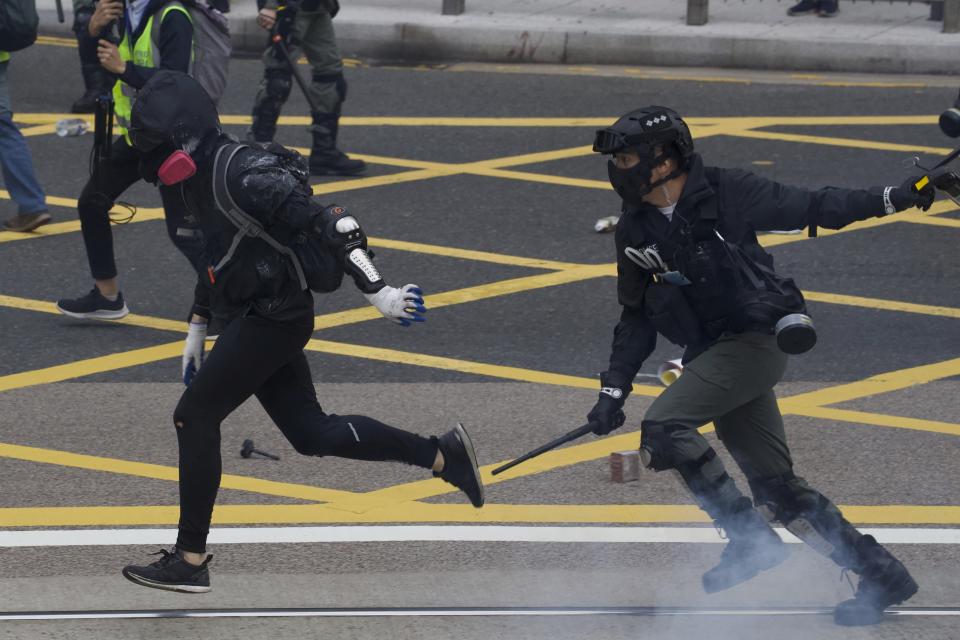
0;443;359;503
0;341;185;393
901;214;960;229
311;167;457;196
791;406;960;438
19;124;59;137
724;129;954;156
804;291;960;320
35;35;76;47
368;236;585;271
0;294;185;332
313;265;612;329
305;339;661;397
15;114;943;128
2;503;955;527
780;357;960;409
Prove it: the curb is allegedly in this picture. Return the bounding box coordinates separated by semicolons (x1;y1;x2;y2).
37;10;960;75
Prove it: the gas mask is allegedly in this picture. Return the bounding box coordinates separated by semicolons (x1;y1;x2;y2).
606;148;674;206
132;128;197;186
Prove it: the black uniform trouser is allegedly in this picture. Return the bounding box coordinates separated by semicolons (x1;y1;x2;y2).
172;304;439;553
77;137;196;281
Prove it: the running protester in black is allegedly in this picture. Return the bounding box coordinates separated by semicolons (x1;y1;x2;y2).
120;71;484;594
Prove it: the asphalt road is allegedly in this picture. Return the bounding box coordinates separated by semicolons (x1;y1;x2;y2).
1;39;959;640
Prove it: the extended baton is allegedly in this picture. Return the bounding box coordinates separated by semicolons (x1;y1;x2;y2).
491;422;598;476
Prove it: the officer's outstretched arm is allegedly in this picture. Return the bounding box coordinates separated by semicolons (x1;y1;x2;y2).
314;204;427;326
589;305;657;436
728;169;934;233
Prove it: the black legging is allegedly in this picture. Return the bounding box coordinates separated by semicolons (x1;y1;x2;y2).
172;304;438;552
77;137;201;280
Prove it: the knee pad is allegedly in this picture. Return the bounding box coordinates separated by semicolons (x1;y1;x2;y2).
264;68;293;102
312;70;347;103
638;421;683;471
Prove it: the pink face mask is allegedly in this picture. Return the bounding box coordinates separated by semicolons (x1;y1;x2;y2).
157;150;197;186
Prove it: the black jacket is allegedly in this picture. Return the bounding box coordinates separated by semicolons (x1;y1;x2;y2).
605;153;897;390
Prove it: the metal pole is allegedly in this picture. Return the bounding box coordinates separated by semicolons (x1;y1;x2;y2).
687;0;708;26
943;0;960;33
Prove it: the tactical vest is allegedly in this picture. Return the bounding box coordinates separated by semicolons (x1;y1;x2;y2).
641;196;808;346
113;3;192;140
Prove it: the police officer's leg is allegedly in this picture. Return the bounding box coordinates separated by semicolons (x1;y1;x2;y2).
641;332;789;591
249;35;300;143
71;0;113;113
57;137;140;318
301;10;365;176
719;398;917;625
172;313;315;555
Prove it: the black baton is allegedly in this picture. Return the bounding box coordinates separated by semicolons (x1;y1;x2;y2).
492;422;598;476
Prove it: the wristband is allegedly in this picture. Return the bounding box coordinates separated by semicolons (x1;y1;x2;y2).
883;186;896;215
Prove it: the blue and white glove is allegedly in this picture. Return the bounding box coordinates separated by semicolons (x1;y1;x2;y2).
364;284;427;326
182;321;207;385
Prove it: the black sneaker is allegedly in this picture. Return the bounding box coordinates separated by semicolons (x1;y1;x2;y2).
122;548;212;593
817;0;838;17
834;536;918;626
435;423;485;508
702;505;789;593
56;287;129;320
787;0;819;16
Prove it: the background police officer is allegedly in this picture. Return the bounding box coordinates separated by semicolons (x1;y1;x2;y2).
69;0;114;113
56;0;197;319
587;106;933;626
250;0;365;176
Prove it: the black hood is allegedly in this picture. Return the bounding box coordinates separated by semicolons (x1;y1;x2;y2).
130;70;221;158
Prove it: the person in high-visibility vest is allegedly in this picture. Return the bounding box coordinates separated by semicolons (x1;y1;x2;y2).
56;0;199;320
1;50;50;233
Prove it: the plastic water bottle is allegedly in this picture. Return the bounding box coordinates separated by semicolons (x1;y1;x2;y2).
594;215;619;233
55;118;89;137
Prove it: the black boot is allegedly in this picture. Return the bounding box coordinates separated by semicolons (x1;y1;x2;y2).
308;112;366;176
702;498;789;593
833;535;918;626
71;63;113;114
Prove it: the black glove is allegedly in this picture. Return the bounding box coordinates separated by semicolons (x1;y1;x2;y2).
588;372;630;435
588;392;626;436
890;176;935;212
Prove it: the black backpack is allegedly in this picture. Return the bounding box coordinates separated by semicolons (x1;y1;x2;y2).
211;142;344;293
0;0;38;52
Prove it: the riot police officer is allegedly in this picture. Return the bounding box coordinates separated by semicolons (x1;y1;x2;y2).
250;0;365;176
118;72;483;593
587;106;932;626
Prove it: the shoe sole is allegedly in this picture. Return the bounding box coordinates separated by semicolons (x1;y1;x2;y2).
122;569;211;594
56;303;130;320
702;542;790;594
5;214;52;233
454;422;485;508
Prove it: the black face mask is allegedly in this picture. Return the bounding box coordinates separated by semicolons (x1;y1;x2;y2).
607;150;679;206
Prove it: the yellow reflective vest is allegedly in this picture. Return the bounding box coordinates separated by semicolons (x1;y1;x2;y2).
113;3;192;140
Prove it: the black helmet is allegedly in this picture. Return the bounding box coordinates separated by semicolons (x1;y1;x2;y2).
593;106;694;165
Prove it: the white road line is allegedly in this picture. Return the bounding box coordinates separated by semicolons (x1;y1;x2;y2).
2;607;958;622
1;525;959;548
